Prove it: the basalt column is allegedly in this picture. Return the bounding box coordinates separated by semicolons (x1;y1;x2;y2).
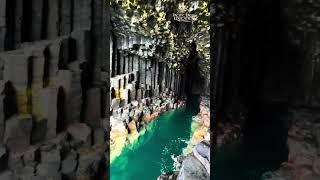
0;0;109;179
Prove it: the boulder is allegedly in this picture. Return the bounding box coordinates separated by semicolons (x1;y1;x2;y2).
177;155;209;180
67;123;92;144
195;142;210;161
193;144;210;175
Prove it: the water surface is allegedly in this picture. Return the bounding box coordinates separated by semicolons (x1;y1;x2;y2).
110;108;196;180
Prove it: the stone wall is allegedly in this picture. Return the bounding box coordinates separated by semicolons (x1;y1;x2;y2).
110;33;183;111
0;0;109;179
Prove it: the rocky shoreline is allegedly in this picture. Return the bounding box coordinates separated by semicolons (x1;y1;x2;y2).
262;107;320;180
110;90;185;162
158;97;211;180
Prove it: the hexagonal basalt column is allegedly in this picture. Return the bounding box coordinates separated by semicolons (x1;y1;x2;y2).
0;0;6;51
47;0;59;39
60;0;73;35
40;87;58;140
73;0;92;30
85;87;101;128
2;53;30;114
31;0;44;40
71;30;91;64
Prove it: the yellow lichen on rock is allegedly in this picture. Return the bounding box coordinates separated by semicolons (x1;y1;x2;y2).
110;130;128;162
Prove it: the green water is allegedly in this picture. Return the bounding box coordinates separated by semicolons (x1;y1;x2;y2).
110;108;196;180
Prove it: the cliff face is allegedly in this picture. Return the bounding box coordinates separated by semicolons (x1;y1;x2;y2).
0;0;110;179
212;0;320;179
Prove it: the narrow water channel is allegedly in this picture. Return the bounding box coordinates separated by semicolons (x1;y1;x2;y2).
110;108;196;180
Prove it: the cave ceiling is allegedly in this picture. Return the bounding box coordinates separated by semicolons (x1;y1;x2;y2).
111;0;210;72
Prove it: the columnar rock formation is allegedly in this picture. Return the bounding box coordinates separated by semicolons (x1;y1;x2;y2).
109;30;186;161
110;34;183;108
0;0;110;179
212;0;320;179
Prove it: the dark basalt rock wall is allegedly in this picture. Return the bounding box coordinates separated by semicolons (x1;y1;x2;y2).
212;0;320;150
0;0;110;179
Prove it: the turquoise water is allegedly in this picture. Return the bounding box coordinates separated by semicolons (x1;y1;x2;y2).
110;108;196;180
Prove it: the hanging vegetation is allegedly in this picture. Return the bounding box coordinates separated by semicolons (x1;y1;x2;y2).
111;0;210;73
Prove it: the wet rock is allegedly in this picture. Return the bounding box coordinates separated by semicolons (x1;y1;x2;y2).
195;142;210;161
177;155;209;180
128;120;137;132
157;172;179;180
193;143;210;174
